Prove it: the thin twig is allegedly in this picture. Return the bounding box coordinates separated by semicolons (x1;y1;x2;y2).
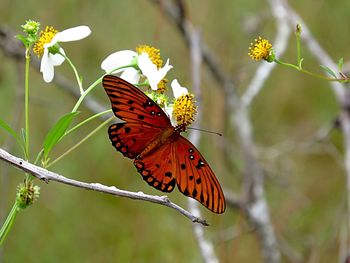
0;148;209;226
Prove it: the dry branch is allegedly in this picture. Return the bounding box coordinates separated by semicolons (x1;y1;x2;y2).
0;148;209;226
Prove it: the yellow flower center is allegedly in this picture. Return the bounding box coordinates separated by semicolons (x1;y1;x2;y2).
33;26;58;57
172;94;197;126
136;45;163;68
156;78;168;94
248;37;272;61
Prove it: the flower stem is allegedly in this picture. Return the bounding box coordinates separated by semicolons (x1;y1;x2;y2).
71;75;104;113
65;109;112;136
295;24;302;69
0;202;20;246
46;116;114;168
273;59;343;82
71;64;133;113
24;49;30;160
60;52;84;94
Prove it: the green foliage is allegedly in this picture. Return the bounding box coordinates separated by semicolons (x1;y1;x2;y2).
43;111;79;161
0;118;25;153
320;65;337;78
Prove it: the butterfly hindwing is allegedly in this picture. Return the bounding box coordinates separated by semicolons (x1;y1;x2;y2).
173;136;226;214
134;141;176;193
132;135;226;213
103;75;171;127
108;122;163;159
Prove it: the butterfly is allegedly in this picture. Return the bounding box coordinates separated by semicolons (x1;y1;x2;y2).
103;75;225;213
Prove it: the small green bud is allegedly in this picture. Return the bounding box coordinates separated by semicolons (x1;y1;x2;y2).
21;20;40;36
16;182;40;209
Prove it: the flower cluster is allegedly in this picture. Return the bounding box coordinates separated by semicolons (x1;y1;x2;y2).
101;44;197;126
24;22;197;127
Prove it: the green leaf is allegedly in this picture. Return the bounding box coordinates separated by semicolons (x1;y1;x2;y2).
43;112;79;159
15;35;29;47
338;58;344;72
320;65;337;78
0;118;25;151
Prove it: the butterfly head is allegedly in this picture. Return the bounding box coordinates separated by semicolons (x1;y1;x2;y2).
174;123;187;134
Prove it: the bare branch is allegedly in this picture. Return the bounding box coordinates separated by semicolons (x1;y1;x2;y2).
188;23;219;263
0;148;209;226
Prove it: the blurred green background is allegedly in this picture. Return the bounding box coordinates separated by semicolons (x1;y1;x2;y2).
0;0;349;262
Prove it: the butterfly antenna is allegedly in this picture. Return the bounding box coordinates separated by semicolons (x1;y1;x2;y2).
188;127;223;137
181;94;222;136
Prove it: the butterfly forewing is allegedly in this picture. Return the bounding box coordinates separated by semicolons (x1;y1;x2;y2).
103;75;171;127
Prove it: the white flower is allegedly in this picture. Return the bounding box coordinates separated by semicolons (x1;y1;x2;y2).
171;79;188;98
170;79;197;126
101;49;173;90
35;25;91;82
163;79;190;124
138;53;172;90
101;50;140;83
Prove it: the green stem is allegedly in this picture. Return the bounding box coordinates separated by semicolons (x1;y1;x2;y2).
60;52;84;94
295;24;302;68
65;109;112;136
274;59;343;82
47;116;114;168
24;49;30;160
71;63;137;113
0;202;20;246
71;75;104;113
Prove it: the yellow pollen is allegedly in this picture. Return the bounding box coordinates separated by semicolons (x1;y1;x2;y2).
156;78;168;94
173;94;197;126
248;37;272;61
33;26;58;57
136;45;163;68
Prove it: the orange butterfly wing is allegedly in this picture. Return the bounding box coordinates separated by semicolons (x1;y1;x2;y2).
103;75;171;127
108;122;164;159
103;75;226;213
134;141;176;193
134;136;226;214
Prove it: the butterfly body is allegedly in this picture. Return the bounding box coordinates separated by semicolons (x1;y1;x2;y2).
137;125;183;159
103;75;225;213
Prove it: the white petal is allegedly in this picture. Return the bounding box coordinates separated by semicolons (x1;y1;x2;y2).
158;59;173;79
52;26;91;44
171;79;188;98
49;48;65;66
40;49;55;83
101;50;137;73
164;105;173;118
138;53;173;90
49;53;65;66
138;52;157;74
120;68;141;84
